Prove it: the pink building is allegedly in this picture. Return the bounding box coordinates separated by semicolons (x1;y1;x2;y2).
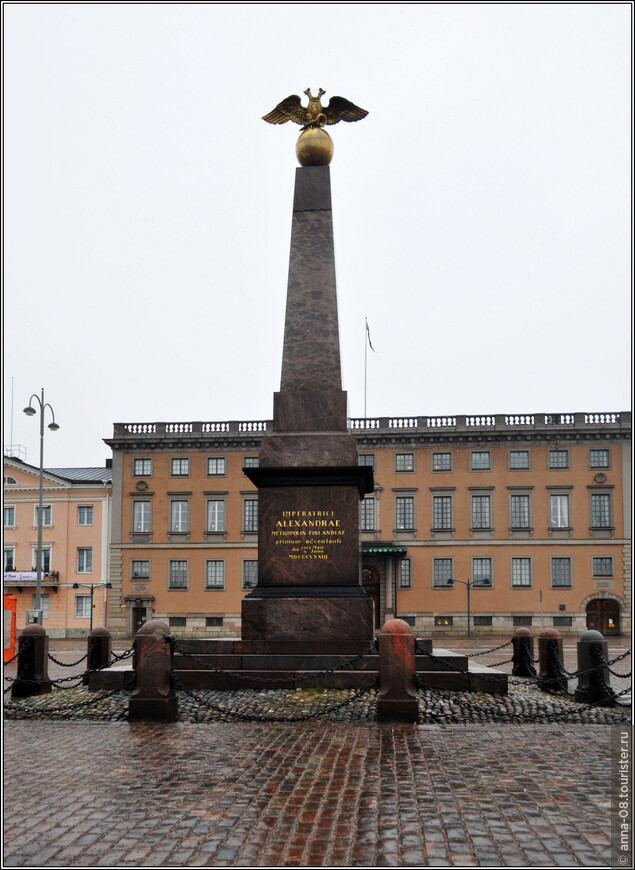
3;457;112;638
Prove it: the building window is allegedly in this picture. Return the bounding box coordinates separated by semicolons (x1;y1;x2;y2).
77;505;93;525
169;616;187;627
360;498;375;531
133;501;151;533
243;456;259;468
168;560;188;589
133;458;152;477
510;494;530;529
432;452;452;472
590;493;612;528
589;448;610;469
511;557;532;587
471;495;492;529
206;617;223;627
549;494;570;528
4;548;15;571
77;547;93;573
131;560;150;579
551;557;572;588
473;616;492;626
395;453;415;472
435;616;453;626
32;546;51;573
472;557;492;585
242;560;258;589
207;457;226;476
4;506;15;528
75;595;92;618
206;499;226;533
553;616;572;627
399;558;412;589
470;451;491;471
171;458;190;477
513;616;532;627
243;499;258;533
359;453;375;470
31;594;50;618
395;496;415;530
205;560;225;589
433;558;453;588
34;504;52;526
4;476;18;485
432;495;452;529
592;557;614;578
548;449;569;470
509;450;530;470
170;500;189;533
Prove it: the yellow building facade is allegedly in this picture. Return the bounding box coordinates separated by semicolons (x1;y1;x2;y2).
104;411;631;639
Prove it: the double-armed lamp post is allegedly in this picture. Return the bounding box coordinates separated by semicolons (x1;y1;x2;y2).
72;582;113;633
24;389;59;623
446;577;491;637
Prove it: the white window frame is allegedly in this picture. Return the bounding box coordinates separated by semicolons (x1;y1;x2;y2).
510;493;531;529
205;560;226;589
432;495;453;530
34;504;52;527
132;500;151;533
131;559;150;579
433;557;453;588
432;452;452;472
207;457;226;476
206;499;226;533
590;492;612;528
470;451;491;471
77;505;93;526
31;545;51;573
75;595;92;618
472;557;492;586
471;494;492;530
548;449;569;470
77;547;93;574
243;498;258;533
133;458;152;477
509;450;530;470
592;556;614;578
511;557;532;588
395;496;415;530
242;560;258;589
168;560;188;589
399;558;412;589
589;448;611;469
170;457;190;477
549;493;570;529
361;497;375;531
4;546;16;571
170;500;189;533
4;505;16;528
395;453;415;473
551;557;573;588
32;593;50;618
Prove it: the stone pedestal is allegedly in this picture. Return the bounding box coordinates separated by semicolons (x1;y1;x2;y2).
377;619;419;722
11;624;52;699
129;619;178;722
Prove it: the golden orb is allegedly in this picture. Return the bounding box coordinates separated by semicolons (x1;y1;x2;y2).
296;127;334;166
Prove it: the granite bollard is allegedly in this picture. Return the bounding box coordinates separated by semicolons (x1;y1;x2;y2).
11;623;52;699
512;627;537;678
574;629;616;707
537;628;568;693
128;619;178;722
84;626;112;687
377;619;419;722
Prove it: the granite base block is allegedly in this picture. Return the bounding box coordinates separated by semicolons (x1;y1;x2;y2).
241;594;374;643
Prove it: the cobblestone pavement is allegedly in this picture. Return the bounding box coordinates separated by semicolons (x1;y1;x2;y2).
3;636;631;866
2;720;620;867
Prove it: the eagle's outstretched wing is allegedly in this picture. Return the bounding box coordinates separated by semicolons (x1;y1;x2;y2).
323;96;368;125
262;95;308;126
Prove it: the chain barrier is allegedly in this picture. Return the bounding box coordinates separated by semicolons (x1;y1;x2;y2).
461;639;513;657
171;639;379;687
48;651;89;668
171;674;378;722
111;647;135;662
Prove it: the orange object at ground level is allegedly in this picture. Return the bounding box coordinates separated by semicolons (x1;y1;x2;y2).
4;595;17;662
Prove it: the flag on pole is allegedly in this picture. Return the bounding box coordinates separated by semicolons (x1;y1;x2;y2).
365;318;376;352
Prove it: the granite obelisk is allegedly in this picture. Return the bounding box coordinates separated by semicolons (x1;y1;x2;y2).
242;100;373;642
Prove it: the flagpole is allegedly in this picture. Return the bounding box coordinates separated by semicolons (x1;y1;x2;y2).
364;318;368;419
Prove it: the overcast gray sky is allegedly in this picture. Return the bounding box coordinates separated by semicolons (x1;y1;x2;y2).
4;3;632;468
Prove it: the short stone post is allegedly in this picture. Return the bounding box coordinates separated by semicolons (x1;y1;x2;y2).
574;629;616;707
512;627;537;678
537;628;567;693
83;626;112;687
377;619;419;723
11;624;52;699
128;619;178;722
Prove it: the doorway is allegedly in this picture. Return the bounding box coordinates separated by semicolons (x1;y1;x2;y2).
586;598;620;636
133;607;147;633
362;565;381;629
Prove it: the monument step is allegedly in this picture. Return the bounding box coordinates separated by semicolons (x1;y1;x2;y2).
172;651;469;673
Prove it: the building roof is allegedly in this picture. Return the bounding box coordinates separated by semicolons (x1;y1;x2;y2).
46;467;112;484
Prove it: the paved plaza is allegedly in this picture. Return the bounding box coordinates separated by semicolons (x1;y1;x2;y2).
3;638;630;867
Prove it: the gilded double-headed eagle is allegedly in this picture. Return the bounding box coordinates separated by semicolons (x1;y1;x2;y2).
263;88;368;131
